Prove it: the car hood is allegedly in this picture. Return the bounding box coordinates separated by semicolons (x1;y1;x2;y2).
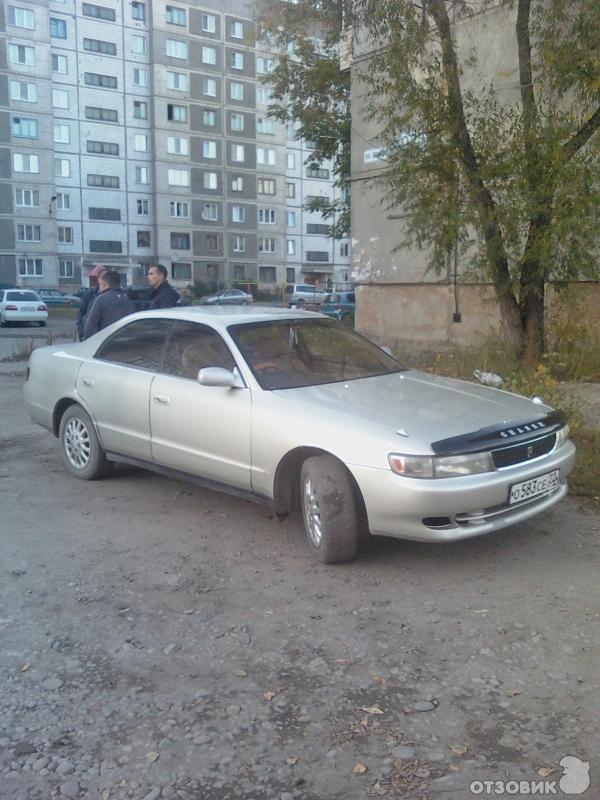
273;369;552;449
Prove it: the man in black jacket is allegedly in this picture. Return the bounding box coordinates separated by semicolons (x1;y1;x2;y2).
147;263;180;309
76;264;106;340
83;270;135;339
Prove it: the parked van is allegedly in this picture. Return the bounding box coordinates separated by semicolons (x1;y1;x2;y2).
284;284;328;306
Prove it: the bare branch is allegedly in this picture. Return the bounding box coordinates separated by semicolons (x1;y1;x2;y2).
563;104;600;162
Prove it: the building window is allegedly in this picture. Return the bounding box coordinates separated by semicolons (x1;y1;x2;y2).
137;230;151;247
169;201;189;217
259;237;276;253
257;57;274;74
203;109;216;127
15;189;39;207
230;82;244;101
167;136;189;155
55;158;71;178
257;87;273;105
85;106;118;122
12;117;38;138
259;266;276;283
9;44;35;66
166;39;187;59
306;251;330;262
89;240;123;253
87;140;119;155
89;207;121;220
286;182;296;199
231;144;245;162
231;205;245;223
287;240;296;255
202;46;217;65
132;1;145;20
135;166;149;184
134;100;148;119
340;242;350;257
82;3;116;21
232;235;245;253
286;211;296;227
132;35;147;54
167;70;187;91
206;233;219;251
258;208;276;224
201;13;215;33
167;169;190;187
56;193;70;210
13;153;39;173
52;53;68;74
133;68;147;87
207;263;219;280
286;153;296;170
287;268;296;283
203;78;217;97
137;199;149;215
18;258;43;277
231;176;244;192
166;5;186;25
50;17;67;37
257;147;276;166
233;263;246;281
258;117;275;135
203;141;217;159
172;262;192;281
230;112;244;132
134;134;148;152
167;104;187;123
52;89;69;109
171;232;190;250
230;52;243;70
87;174;120;188
258;178;276;195
204;172;218;190
83;38;117;55
307;223;330;235
84;72;117;89
10;81;37;102
59;259;74;278
17;224;41;242
230;20;243;39
58;226;73;244
8;5;35;28
201;203;218;221
307;166;330;179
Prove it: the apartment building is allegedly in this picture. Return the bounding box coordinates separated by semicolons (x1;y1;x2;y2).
0;0;351;291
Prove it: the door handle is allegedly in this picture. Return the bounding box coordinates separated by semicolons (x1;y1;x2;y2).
82;378;95;387
153;395;170;406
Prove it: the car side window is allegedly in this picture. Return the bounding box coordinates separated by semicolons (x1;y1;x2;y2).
95;318;172;372
348;293;355;303
161;321;237;380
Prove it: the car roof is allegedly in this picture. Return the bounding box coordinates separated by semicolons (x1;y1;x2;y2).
133;305;323;333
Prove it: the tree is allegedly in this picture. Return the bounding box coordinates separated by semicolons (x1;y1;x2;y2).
354;0;600;362
256;0;352;237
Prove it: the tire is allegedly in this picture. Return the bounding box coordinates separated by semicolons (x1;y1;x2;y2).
59;404;112;480
300;455;359;563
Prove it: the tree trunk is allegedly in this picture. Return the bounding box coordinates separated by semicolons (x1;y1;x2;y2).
521;288;545;364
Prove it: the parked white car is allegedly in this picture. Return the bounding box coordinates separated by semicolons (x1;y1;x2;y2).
0;289;48;327
284;284;329;306
24;307;575;563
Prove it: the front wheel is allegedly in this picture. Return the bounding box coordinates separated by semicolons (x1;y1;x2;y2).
300;455;359;563
59;405;112;480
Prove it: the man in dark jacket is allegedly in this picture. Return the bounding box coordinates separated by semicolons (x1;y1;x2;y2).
147;263;180;309
76;264;106;340
83;270;135;339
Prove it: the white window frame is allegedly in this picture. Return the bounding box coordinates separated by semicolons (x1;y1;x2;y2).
259;208;276;224
230;112;244;132
13;153;40;173
52;53;68;74
52;88;69;109
132;35;147;54
135;165;149;184
203;78;217;97
18;257;43;277
230;20;243;39
231;176;243;192
10;80;37;102
203;172;218;190
8;6;35;29
167;136;189;155
167;70;187;91
231;143;245;162
259;237;277;254
203;140;217;159
257;147;276;166
134;133;148;152
9;43;35;66
230;82;244;101
169;200;189;218
55;158;71;178
232;205;245;223
59;259;74;279
56;192;70;210
201;13;215;33
58;226;73;244
201;203;218;221
133;68;148;87
15;188;39;207
17;223;41;242
230;52;243;70
232;235;246;253
166;38;187;59
167;168;190;187
54;123;70;144
202;46;217;65
203;109;216;126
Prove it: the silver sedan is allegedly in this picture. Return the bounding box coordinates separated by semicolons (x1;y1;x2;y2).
24;307;575;563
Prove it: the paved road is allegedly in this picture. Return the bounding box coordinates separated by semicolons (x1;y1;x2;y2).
0;312;76;362
0;371;598;800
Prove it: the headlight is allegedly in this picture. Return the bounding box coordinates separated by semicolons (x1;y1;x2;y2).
554;424;570;449
388;451;495;479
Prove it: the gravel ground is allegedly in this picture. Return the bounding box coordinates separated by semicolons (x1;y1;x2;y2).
1;366;599;800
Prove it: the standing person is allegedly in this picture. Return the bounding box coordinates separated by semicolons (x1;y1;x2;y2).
83;270;135;339
147;263;180;309
76;265;106;340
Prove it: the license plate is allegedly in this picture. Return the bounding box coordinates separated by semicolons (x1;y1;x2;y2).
509;470;560;505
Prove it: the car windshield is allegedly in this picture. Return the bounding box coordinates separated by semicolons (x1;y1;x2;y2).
6;291;40;302
229;319;404;390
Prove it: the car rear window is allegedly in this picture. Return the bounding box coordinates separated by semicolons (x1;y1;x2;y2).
6;291;40;302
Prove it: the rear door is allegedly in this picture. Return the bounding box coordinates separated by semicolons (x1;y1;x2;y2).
76;318;172;460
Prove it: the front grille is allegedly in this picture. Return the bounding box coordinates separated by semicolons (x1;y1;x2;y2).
492;433;556;469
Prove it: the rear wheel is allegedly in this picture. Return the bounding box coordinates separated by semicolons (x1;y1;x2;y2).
300;455;359;563
59;405;112;480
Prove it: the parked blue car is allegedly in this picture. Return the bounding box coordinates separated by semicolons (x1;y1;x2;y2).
320;291;356;326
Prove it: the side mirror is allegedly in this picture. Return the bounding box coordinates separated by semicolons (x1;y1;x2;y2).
198;367;243;388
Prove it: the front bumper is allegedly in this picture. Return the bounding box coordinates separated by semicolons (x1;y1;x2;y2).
349;441;576;542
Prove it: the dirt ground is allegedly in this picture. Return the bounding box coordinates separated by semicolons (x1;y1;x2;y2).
1;352;599;800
